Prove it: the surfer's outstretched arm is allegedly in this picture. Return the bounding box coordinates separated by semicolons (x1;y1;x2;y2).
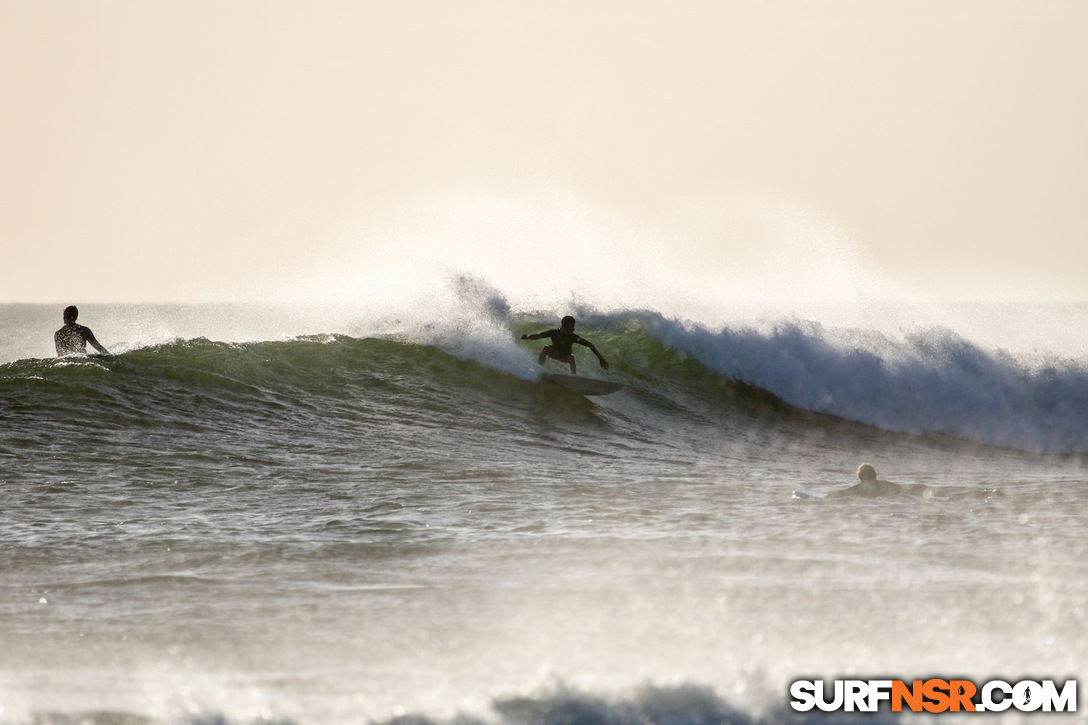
578;339;609;369
84;328;109;355
520;331;550;341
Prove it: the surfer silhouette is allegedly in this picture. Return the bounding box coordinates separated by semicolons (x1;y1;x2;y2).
54;306;109;356
521;316;609;375
825;463;932;499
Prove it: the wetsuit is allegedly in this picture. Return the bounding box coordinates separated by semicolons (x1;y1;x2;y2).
55;323;108;356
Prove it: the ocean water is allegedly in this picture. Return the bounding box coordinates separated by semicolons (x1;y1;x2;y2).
1;297;1086;725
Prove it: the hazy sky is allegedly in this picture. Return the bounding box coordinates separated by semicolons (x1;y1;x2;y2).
2;1;1086;304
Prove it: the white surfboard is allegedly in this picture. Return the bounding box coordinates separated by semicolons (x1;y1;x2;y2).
791;489;827;499
542;372;623;396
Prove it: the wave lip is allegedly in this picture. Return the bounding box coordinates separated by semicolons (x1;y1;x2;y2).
631;312;1088;454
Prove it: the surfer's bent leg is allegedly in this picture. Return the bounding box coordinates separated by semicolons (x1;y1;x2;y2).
538;346;577;373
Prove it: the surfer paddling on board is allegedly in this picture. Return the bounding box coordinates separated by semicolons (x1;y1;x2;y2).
521;316;609;375
54;306;109;357
826;463;932;499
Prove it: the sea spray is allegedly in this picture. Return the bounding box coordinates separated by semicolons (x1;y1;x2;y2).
630;311;1088;452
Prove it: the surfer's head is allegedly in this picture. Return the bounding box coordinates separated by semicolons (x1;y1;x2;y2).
857;463;877;482
63;306;78;324
561;315;576;331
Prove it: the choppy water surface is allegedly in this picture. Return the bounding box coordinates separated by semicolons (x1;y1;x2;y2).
1;305;1085;724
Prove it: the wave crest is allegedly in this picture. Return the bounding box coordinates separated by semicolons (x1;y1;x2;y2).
633;312;1088;452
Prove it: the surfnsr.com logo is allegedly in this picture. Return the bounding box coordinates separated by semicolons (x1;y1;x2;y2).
789;679;1077;713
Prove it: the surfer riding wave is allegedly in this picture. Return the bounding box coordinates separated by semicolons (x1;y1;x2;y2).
521;316;609;375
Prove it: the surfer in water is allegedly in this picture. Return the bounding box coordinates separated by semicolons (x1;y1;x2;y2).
826;463;933;499
54;306;109;356
521;316;609;375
